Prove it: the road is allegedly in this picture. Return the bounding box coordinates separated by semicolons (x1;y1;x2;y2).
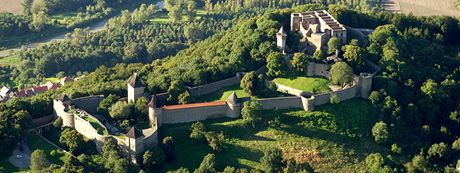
0;15;113;57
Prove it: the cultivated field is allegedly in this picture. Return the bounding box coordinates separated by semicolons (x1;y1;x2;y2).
382;0;460;16
0;0;24;15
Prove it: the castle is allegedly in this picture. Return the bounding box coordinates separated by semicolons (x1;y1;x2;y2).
52;10;373;165
277;10;347;53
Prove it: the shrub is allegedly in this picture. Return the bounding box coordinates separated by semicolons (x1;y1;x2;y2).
190;121;206;141
205;131;225;152
372;121;389;144
260;148;283;173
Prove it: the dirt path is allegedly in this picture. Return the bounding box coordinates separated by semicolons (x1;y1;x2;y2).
383;0;460;17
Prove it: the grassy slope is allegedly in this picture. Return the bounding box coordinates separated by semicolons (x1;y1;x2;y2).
159;99;399;172
27;133;66;165
0;55;20;66
195;84;252;102
273;76;331;94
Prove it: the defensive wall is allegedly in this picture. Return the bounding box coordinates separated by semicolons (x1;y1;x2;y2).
188;74;242;97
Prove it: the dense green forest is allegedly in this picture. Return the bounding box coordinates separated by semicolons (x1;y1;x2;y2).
1;1;460;172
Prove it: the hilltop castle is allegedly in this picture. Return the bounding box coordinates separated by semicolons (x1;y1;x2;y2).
277;10;347;53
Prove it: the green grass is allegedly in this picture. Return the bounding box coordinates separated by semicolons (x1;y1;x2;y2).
273;76;331;94
27;133;66;165
50;12;77;24
45;77;60;83
0;161;28;173
195;84;252;102
149;10;210;24
82;116;108;135
159;99;404;172
0;55;20;66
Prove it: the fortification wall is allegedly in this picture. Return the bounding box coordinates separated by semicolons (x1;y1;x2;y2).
306;62;330;78
162;104;229;124
275;83;309;96
73;115;107;151
142;128;158;148
257;96;303;110
188;75;242;97
71;95;104;114
32;115;55;128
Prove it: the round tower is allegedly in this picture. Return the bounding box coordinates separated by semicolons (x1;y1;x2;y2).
148;95;163;128
53;93;75;128
301;95;315;111
127;73;145;103
359;73;373;98
226;92;241;118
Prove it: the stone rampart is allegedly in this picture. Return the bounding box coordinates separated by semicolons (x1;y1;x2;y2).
274;83;310;96
71;95;104;114
257;96;303;110
73;114;108;151
306;62;331;78
188;75;242;97
161;102;229;124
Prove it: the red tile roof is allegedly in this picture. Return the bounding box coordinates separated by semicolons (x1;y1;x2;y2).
33;85;48;93
163;101;226;110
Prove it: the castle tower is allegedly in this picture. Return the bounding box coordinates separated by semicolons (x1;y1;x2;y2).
359;73;373;98
276;27;287;53
127;73;145;103
226;92;241;118
148;95;163;128
126;127;144;164
53;93;75;127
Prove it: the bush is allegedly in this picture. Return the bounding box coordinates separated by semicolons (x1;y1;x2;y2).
143;147;166;170
194;154;216;173
190;121;206;141
372;121;389;144
53;117;62;127
391;143;402;154
330;93;340;104
162;136;176;161
260;148;283;173
205;131;225;152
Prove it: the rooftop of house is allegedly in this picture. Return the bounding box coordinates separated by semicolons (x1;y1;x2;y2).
33;85;48;93
61;76;73;83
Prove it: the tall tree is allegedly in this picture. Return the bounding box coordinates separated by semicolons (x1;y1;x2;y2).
240;72;257;96
31;149;50;173
266;51;287;78
327;37;341;54
330;62;353;87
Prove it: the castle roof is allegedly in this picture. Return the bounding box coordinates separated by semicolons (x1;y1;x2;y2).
126;127;143;139
57;93;70;102
277;27;287;36
148;95;161;108
226;91;239;104
128;73;143;88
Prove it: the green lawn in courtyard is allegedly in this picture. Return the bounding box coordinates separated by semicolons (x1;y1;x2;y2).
27;132;66;165
159;99;405;172
82;116;108;135
273;76;331;94
195;84;252;102
0;55;20;67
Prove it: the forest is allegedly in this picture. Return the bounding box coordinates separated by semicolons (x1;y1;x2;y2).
0;0;460;172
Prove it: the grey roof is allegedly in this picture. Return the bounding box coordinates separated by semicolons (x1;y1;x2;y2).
126;127;143;139
148;95;161;108
226;91;239;104
57;93;70;102
127;73;143;88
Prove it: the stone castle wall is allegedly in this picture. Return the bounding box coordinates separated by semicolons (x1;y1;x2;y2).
71;95;104;114
257;96;304;110
306;62;331;78
73;114;108;151
161;103;229;124
188;75;242;97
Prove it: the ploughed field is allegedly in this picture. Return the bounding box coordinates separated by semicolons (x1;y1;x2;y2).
159;99;402;172
0;0;24;15
382;0;460;16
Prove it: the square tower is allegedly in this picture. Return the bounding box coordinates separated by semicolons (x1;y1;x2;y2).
127;73;145;103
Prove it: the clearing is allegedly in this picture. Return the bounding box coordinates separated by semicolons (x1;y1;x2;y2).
382;0;460;16
0;0;24;15
159;99;404;172
273;76;330;94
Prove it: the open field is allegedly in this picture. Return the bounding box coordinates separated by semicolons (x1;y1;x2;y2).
382;0;460;16
0;0;24;15
159;99;404;172
273;76;330;94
